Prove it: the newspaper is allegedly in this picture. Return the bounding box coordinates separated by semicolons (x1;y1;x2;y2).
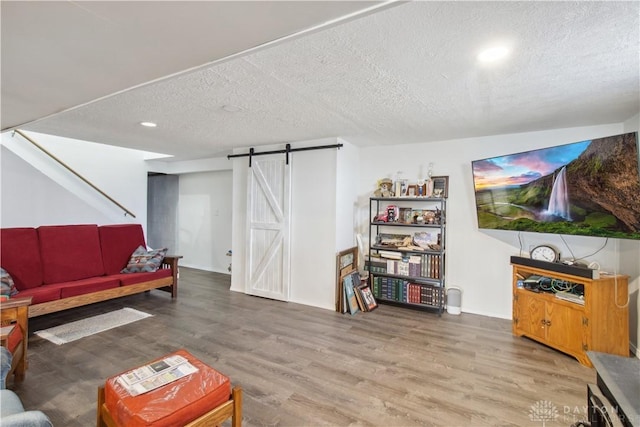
116;354;198;396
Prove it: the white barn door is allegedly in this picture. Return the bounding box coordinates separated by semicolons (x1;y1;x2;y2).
245;155;291;301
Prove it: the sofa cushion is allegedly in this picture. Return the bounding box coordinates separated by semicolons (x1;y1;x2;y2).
13;286;61;305
56;277;121;299
38;225;106;284
99;224;147;275
121;246;168;273
0;268;19;297
0;228;43;290
114;269;173;287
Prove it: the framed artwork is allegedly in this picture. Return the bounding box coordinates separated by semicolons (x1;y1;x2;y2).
335;246;358;312
432;176;449;198
399;207;413;223
360;286;378;311
339;250;354;269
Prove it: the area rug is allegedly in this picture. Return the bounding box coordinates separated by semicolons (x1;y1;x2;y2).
35;307;153;345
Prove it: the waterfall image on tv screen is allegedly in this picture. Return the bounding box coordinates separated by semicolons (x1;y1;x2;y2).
471;132;640;239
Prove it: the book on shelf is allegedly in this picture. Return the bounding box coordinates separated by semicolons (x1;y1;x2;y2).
419;254;441;279
409;256;421;276
378;250;402;260
116;354;198;396
371;276;442;306
384;256;422;277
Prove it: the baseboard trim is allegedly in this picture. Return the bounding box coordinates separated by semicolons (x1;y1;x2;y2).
631;342;639;359
180;264;230;275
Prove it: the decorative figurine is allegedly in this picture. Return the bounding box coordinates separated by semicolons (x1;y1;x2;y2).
373;178;394;198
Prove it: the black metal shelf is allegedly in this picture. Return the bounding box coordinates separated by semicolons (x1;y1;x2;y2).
370;245;445;256
370;221;444;228
375;298;443;312
369;196;447;315
371;272;443;285
370;196;446;202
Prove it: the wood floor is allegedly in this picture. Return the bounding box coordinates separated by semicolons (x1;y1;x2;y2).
9;267;596;426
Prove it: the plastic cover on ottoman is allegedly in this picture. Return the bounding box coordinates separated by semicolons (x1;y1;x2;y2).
104;349;231;427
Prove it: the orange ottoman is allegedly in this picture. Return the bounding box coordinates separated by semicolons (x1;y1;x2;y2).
103;349;231;427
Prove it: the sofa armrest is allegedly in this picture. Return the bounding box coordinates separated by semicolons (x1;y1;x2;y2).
1;296;31;336
1;297;32;382
0;297;33;311
161;255;182;299
162;255;182;269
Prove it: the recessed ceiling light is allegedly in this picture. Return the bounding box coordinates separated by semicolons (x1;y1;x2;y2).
221;105;242;113
140;121;157;127
477;46;510;63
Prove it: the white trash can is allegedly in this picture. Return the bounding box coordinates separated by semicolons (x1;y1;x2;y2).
446;287;462;315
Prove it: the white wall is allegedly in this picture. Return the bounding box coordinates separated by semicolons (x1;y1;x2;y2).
178;170;233;273
358;123;640;325
335;138;360;252
231;138;345;310
1;131;147;228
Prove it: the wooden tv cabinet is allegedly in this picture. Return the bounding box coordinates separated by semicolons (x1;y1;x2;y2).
511;262;629;367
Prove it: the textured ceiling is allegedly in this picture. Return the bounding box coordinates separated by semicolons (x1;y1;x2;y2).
1;0;386;129
4;1;639;161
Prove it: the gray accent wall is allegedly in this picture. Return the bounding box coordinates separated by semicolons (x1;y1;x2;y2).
147;174;178;253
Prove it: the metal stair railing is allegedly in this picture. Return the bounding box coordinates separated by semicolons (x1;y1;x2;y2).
12;129;136;218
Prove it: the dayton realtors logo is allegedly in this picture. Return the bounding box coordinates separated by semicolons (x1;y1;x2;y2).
529;400;559;426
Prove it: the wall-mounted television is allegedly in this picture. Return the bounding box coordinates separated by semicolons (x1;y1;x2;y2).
471;131;640;240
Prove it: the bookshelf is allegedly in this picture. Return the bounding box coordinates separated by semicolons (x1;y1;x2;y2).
368;196;446;314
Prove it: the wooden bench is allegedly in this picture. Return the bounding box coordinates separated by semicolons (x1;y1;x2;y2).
28;256;180;318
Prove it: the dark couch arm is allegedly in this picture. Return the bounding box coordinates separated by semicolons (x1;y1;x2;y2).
161;255;182;299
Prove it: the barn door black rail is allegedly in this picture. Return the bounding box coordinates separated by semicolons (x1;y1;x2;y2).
227;143;343;166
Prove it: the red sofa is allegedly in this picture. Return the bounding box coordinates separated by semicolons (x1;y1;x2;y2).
0;224;179;318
